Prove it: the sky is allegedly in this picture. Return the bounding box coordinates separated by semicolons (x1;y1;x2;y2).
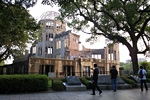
5;1;148;64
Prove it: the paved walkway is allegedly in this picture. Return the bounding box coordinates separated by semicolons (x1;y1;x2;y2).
0;89;149;100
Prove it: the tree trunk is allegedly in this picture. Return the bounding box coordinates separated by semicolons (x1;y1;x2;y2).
130;49;139;75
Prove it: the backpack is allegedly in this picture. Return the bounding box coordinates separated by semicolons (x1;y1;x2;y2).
139;70;143;78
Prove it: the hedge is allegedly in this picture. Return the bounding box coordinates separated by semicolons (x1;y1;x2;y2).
0;74;48;93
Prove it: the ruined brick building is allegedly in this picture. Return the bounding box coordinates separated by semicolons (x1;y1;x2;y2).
0;11;120;77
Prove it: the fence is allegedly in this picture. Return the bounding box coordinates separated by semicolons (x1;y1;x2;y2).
1;71;133;78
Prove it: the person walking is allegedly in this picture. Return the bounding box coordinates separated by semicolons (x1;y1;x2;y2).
91;64;102;95
138;66;148;91
110;65;118;92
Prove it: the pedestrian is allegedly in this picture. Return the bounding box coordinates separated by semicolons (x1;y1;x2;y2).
91;64;102;95
110;65;118;92
138;66;148;91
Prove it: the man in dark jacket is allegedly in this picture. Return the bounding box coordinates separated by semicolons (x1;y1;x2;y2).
91;64;102;95
110;65;118;92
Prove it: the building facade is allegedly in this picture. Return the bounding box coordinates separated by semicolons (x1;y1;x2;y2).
0;11;120;77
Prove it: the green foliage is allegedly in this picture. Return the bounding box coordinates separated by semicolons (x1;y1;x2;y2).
80;77;91;89
0;61;4;66
147;78;150;83
0;74;48;93
120;62;133;71
58;77;66;82
139;61;150;72
48;79;52;88
84;76;92;80
0;1;40;63
52;78;64;91
146;71;150;78
120;76;135;87
119;67;124;70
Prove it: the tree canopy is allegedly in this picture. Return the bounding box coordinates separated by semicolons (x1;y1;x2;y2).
139;61;150;72
0;0;40;63
42;0;150;74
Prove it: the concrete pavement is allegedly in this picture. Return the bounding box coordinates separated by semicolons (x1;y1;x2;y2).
0;89;149;100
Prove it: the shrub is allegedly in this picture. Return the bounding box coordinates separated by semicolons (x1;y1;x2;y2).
52;78;64;91
0;74;48;93
147;72;150;78
84;76;92;80
147;78;150;83
58;77;66;82
48;80;52;88
80;77;91;89
120;76;135;87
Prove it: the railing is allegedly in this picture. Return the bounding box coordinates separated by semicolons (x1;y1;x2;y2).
1;71;133;78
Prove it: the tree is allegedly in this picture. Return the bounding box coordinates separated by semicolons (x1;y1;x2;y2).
120;62;132;71
0;61;4;66
139;61;150;72
42;0;150;74
0;0;40;63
